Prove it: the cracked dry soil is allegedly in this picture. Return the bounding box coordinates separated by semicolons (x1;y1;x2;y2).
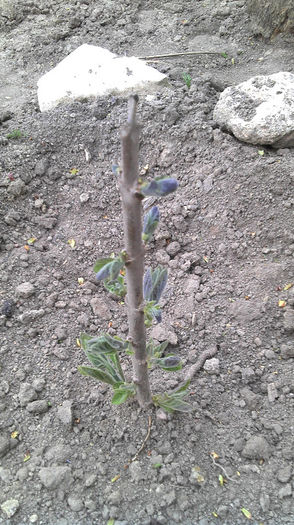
0;1;294;524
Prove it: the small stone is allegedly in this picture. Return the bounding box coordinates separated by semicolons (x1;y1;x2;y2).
32;378;46;392
37;217;57;229
267;382;278;402
85;473;97;487
84;499;96;511
45;444;71;463
241;367;255;384
39;466;72;489
55;327;68;341
57;400;73;428
283;309;294;332
79;192;90;203
18;383;38;406
260;493;270;512
26;400;49;414
278;483;292;499
0;499;19;518
150;324;177;345
203;357;220;375
16;467;29;482
0;467;11;482
254;337;262;346
264;349;277;359
242;435;271;460
15;282;35;298
277;465;292;483
166;241;181;257
35;158;49;176
7;179;26;196
156;409;168;421
90;297;112;320
67;495;83;512
129;461;144;482
29;514;38;523
281;344;294;359
19;309;45;324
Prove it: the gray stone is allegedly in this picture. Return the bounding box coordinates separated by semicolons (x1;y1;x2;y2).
267;382;278;402
247;0;294;39
0;467;11;482
79;192;90;204
32;378;46;392
18;383;38;406
7;179;26;196
16;466;29;482
229;299;263;322
35;158;49;176
214;72;294;147
0;499;19;518
242;435;271;460
278;483;292;498
150;324;177;345
129;461;144;482
281;344;294;359
67;495;83;512
85;473;97;487
283;309;294;332
15;282;35;298
90;297;112;320
277;465;292;483
45;444;72;463
240;388;262;410
37;217;57;229
166;241;181;257
241;367;255;384
39;466;72;489
203;357;220;375
57;400;73;428
4;211;21;225
260;493;270;512
19;309;45;324
26;400;49;414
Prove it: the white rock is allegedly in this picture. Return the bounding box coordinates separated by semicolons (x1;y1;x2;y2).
203;357;220;375
213;72;294;147
37;44;167;112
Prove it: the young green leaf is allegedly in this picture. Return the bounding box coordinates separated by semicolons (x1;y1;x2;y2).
143;266;168;303
78;366;121;386
139;178;178;198
142;206;160;242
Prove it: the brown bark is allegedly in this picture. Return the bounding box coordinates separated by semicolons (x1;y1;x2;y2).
119;96;152;409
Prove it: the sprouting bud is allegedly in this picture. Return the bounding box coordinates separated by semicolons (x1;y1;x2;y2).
142;206;160;242
96;259;124;282
143;266;168;303
163;356;181;367
140;178;178;197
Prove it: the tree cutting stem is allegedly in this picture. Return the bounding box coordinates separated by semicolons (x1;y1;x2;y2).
119;95;152;408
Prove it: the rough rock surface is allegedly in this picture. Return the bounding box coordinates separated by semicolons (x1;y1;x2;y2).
213;72;294;147
247;0;294;39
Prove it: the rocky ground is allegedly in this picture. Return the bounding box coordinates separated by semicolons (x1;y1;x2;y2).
1;1;294;524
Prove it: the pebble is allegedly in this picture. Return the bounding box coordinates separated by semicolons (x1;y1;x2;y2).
85;473;97;487
277;465;292;483
26;400;49;414
241;367;255;384
45;444;71;462
7;179;26;196
280;344;294;359
278;483;292;498
29;514;39;523
203;357;220;375
129;461;144;482
37;217;57;229
15;281;35;298
18;383;38;406
0;499;19;518
19;309;45;324
90;297;112;320
79;192;90;203
57;399;73;428
67;495;83;511
35;158;49;176
260;493;270;512
150;324;178;345
267;382;278;402
166;241;181;257
39;466;72;489
0;467;11;482
241;435;271;460
32;378;46;392
283;309;294;331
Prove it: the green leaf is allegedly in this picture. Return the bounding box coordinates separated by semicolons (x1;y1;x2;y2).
153;356;182;371
153;395;193;413
111;384;135;405
241;508;252;519
83;334;127;353
78;366;121;386
172;379;191;395
104;275;126;297
107;519;115;525
93;257;113;274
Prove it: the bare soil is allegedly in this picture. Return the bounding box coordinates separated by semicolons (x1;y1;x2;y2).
1;1;294;525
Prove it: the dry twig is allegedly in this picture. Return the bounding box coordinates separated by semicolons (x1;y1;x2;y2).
138;51;225;61
185;346;218;381
131;416;152;463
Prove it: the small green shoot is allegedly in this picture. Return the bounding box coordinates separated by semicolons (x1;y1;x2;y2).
182;72;192;89
7;129;23;140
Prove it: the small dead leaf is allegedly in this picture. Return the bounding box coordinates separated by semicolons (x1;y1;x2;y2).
203;256;209;263
212;512;218;518
76;338;81;347
24;245;30;251
278;300;287;308
258;150;264;156
241;507;252;519
77;277;84;285
210;451;219;460
11;431;18;439
24;452;31;462
27;237;37;245
68;239;76;249
284;283;293;291
111;474;120;483
219;474;224;486
231;57;235;65
69;168;79;175
244;295;251;300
